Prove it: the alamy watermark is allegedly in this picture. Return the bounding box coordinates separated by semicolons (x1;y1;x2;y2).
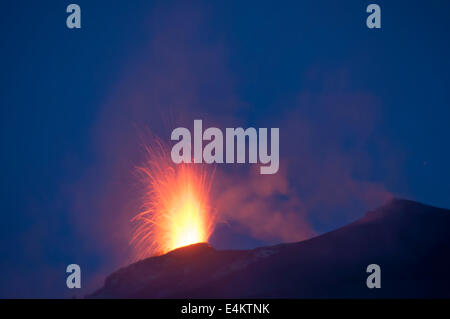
170;120;279;175
66;264;81;289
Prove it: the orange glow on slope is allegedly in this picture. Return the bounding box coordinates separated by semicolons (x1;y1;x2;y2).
131;145;215;259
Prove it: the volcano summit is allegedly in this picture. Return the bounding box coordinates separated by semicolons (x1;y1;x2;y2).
90;199;450;298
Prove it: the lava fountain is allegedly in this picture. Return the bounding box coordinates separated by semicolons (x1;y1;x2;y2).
131;143;216;260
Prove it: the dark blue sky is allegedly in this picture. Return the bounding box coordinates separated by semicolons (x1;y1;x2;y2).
1;1;449;297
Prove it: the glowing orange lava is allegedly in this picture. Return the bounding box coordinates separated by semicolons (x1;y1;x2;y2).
131;145;215;259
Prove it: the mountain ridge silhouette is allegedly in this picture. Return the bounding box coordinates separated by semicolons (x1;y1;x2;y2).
89;198;450;298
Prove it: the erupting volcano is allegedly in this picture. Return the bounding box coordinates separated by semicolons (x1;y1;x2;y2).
131;144;216;260
92;199;450;298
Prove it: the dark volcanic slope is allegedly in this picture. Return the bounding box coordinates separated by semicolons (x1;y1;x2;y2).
89;199;450;298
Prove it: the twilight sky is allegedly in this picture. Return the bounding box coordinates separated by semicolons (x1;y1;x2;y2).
1;0;449;297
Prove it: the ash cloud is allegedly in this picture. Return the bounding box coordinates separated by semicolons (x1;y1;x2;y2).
71;1;245;268
213;166;315;243
71;2;395;273
280;68;394;228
